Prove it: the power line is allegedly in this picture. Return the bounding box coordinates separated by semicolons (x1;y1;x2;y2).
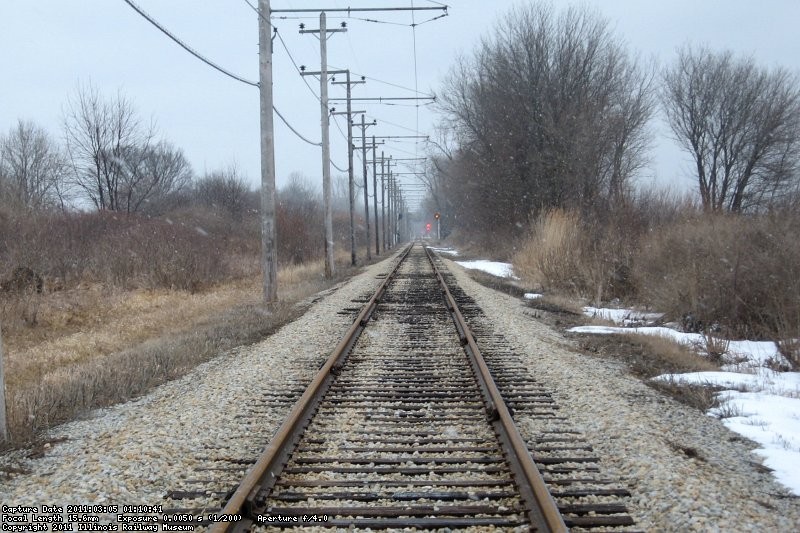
242;0;322;102
124;0;321;147
120;0;258;87
329;66;433;97
365;114;419;133
276;28;322;101
274;107;321;146
411;0;420;161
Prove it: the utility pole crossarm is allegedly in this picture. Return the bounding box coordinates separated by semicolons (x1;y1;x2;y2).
372;135;429;139
271;6;447;13
328;96;435;102
375;137;429;139
300;69;348;76
299;28;347;35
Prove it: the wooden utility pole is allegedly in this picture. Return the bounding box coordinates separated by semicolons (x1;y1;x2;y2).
300;13;345;278
371;135;379;255
0;322;7;442
381;153;387;251
320;13;333;277
339;71;356;266
388;171;395;248
259;0;278;303
353;118;377;260
345;71;355;266
360;115;371;260
331;72;365;265
383;156;425;246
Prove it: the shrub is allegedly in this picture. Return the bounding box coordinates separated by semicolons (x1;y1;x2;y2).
634;211;800;339
0;209;256;294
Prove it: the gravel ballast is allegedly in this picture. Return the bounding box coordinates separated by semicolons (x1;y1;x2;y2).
1;249;798;531
445;259;800;531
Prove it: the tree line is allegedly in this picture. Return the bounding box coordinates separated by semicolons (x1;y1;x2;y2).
0;82;255;217
427;3;800;244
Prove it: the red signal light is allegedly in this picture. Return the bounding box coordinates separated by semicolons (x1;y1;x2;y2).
426;223;432;232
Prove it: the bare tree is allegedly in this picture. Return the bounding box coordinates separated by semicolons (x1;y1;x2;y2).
120;140;193;214
663;46;800;212
277;172;323;263
63;83;155;211
331;174;351;212
436;3;655;241
194;164;250;218
0;120;67;211
602;59;657;202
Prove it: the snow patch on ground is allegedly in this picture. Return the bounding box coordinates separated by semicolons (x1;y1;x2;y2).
653;371;800;494
524;293;543;300
429;246;459;256
454;260;518;279
570;317;799;495
568;325;787;369
583;306;663;326
432;246;517;279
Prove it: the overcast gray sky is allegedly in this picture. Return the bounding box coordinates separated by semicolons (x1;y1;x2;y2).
2;1;799;209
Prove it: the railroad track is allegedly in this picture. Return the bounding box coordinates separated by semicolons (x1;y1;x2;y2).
165;243;636;531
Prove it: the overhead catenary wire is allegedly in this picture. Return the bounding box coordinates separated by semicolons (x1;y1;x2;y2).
122;0;321;147
242;0;322;102
411;0;420;162
329;65;433;97
339;12;447;27
125;0;438;171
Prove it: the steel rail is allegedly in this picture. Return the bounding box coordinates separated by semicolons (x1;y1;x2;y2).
424;246;568;533
210;244;413;533
210;242;566;531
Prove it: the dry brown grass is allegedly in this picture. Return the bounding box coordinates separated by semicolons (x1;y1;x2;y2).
512;208;638;305
513;209;586;292
1;254;356;447
3;279;258;385
576;332;721;411
648;378;722;412
578;332;718;379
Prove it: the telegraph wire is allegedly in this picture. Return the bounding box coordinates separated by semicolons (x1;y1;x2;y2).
411;0;420;161
366;114;419;134
275;107;322;146
120;0;258;87
329;65;433;97
275;28;322;101
242;0;322;102
123;0;321;147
